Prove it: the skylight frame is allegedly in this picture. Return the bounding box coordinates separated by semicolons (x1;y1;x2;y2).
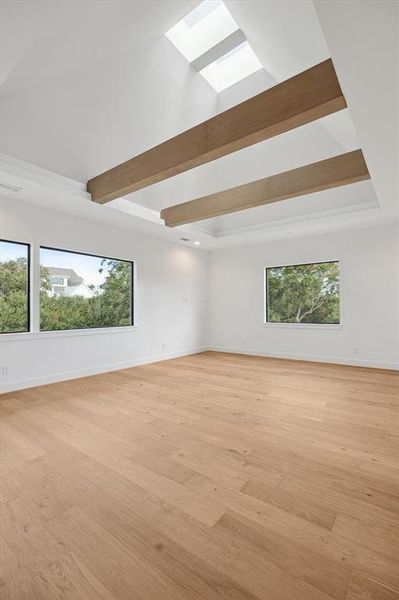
199;40;263;92
165;0;239;63
165;0;263;93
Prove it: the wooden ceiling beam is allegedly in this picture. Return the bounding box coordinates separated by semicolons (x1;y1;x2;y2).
88;59;346;204
160;150;370;227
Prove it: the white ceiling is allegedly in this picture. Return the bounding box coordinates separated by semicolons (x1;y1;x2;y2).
1;1;201;92
1;0;398;250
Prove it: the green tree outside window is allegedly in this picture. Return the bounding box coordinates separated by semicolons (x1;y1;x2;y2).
266;262;340;324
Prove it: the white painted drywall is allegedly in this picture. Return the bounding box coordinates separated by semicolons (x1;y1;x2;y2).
1;198;209;392
2;35;217;183
1;198;398;393
208;224;399;369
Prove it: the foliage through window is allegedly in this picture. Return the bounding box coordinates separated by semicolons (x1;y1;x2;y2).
0;240;30;333
266;261;340;324
40;247;133;331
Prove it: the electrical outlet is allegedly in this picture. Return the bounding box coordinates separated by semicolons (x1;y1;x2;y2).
1;366;9;376
353;346;359;355
162;343;166;351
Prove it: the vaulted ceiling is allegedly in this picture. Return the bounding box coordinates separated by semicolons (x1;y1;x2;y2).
1;1;398;249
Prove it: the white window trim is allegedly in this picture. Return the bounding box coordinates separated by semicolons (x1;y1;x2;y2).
263;322;342;330
263;262;342;328
0;326;138;342
0;242;137;339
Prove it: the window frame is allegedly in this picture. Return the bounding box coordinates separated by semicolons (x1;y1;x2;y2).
0;238;31;335
264;260;340;327
40;245;135;333
51;276;66;286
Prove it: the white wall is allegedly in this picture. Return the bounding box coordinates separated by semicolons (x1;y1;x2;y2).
2;198;398;394
0;198;209;392
208;225;399;369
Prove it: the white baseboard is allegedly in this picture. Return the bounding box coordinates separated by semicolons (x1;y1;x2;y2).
1;347;208;394
208;346;399;371
3;345;397;394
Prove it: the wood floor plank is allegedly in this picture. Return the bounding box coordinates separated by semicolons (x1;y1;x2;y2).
1;351;398;599
242;476;337;530
30;554;117;600
332;513;399;560
346;571;399;599
214;510;350;600
55;458;260;600
46;506;194;600
185;471;334;548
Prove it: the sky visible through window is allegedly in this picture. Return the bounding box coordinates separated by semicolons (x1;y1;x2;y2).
166;0;238;62
200;40;262;92
165;0;263;92
40;248;133;331
40;248;110;287
0;241;27;263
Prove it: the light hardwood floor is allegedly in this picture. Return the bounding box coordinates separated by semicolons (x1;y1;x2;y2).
1;351;398;600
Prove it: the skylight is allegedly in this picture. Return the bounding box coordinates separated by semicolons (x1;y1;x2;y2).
165;0;263;93
166;0;238;62
200;41;263;92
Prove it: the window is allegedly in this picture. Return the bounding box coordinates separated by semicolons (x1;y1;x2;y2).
200;40;263;92
51;276;65;286
40;247;133;331
166;0;238;62
0;240;30;334
165;0;263;92
266;261;340;325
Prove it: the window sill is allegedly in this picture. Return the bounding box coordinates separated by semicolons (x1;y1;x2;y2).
263;322;341;330
0;326;138;342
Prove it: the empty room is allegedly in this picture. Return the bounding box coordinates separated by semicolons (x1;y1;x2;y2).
1;1;398;599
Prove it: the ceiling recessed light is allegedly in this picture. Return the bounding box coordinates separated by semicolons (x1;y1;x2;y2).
194;241;201;245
